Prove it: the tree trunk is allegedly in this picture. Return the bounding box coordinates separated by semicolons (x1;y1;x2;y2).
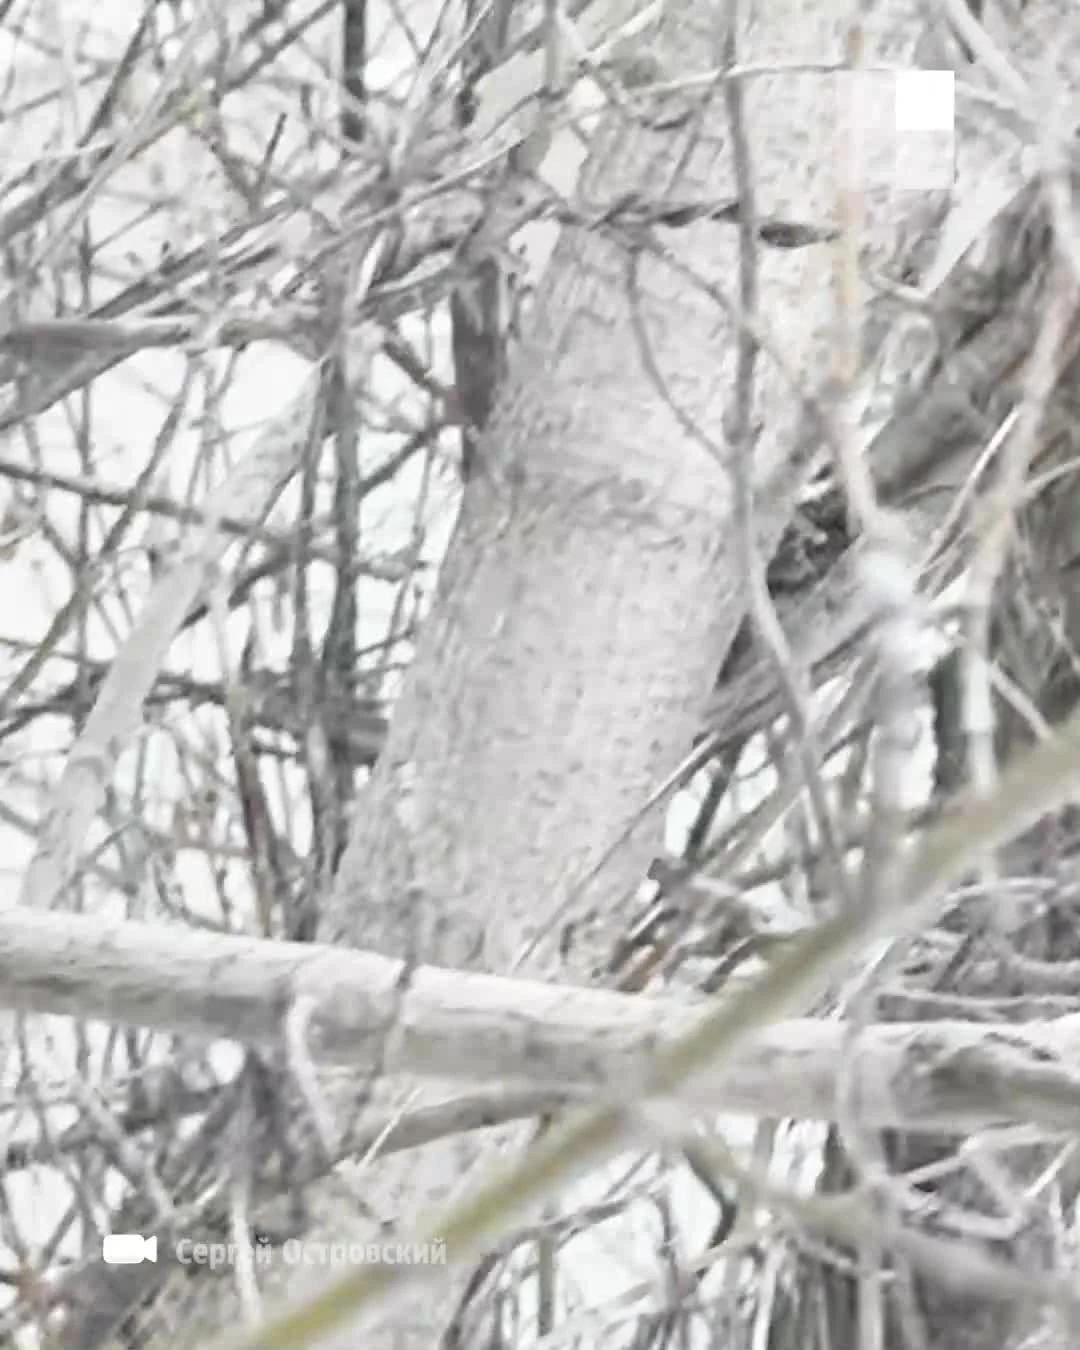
265;4;944;1346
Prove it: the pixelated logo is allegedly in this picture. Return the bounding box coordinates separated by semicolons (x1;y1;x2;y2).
839;68;955;191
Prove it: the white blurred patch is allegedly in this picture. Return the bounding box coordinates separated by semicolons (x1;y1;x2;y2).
840;68;955;191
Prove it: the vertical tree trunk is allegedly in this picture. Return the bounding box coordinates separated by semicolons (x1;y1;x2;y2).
295;5;932;1346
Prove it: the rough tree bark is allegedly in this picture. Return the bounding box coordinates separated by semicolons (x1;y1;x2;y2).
281;6;936;1348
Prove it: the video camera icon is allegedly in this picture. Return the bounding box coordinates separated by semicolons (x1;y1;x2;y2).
102;1234;158;1265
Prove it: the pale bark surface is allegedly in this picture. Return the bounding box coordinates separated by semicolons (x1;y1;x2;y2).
11;904;1080;1136
280;3;935;1347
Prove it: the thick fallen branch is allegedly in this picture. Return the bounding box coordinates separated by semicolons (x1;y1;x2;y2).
3;905;1080;1134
